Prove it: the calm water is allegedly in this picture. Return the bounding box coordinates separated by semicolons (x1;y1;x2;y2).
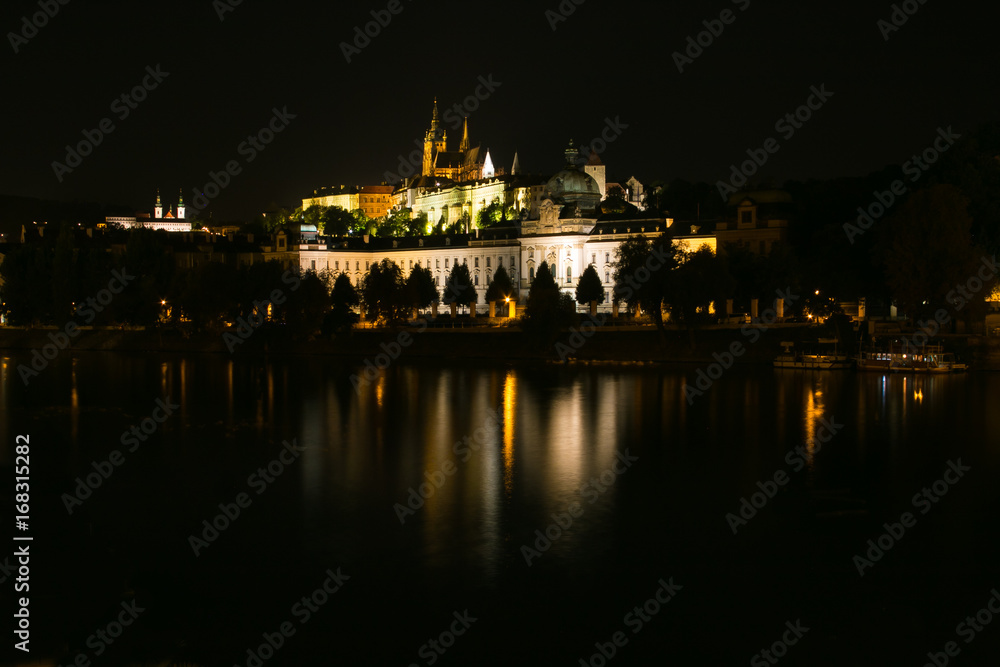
2;353;1000;665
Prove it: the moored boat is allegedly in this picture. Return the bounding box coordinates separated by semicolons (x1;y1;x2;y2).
774;339;852;369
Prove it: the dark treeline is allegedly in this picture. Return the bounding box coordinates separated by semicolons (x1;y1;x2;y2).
0;226;331;333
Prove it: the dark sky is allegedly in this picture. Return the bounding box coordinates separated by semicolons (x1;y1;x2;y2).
1;0;994;221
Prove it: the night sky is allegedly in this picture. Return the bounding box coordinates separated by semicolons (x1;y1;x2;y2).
1;0;993;221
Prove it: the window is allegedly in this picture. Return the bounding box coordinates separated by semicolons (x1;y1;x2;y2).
741;210;753;224
474;275;479;286
335;261;339;271
529;267;535;281
498;256;503;267
435;276;439;286
486;257;491;268
445;258;449;268
436;259;440;268
475;257;479;267
567;267;572;284
355;261;359;271
605;252;610;263
605;271;610;283
511;256;515;267
409;259;413;269
591;253;596;265
365;261;370;270
311;260;316;270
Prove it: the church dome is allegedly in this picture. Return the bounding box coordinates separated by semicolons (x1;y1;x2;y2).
546;169;601;211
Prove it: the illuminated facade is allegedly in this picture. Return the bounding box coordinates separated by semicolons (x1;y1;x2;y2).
303;185;394;219
107;189;192;232
295;145;714;311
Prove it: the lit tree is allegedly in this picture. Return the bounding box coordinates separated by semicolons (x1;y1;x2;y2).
575;264;604;314
485;264;514;304
443;262;477;312
405;264;439;311
360;259;408;324
524;261;575;340
327;272;360;332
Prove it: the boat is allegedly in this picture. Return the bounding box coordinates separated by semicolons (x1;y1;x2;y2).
773;339;852;369
854;342;963;373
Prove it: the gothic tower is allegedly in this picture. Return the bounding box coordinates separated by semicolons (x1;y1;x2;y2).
177;189;185;219
422;98;448;177
154;189;163;218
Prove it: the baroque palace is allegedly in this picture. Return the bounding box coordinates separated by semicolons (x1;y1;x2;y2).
292;101;735;310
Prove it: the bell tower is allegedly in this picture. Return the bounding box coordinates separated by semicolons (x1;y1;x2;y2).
154;189;163;218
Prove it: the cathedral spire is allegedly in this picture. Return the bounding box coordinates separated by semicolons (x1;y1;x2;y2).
511;151;521;176
460;116;469;152
430;97;440;131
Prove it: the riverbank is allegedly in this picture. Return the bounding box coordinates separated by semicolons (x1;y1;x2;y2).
3;324;998;367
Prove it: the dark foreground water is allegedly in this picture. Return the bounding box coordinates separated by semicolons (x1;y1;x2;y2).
2;353;1000;666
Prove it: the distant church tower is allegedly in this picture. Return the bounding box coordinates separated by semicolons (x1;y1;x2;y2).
154;189;163;219
177;189;185;219
422;98;448;177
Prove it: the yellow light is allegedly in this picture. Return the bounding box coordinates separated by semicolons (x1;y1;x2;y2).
815;290;820;295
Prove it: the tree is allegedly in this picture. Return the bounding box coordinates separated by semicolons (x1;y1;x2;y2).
666;245;724;346
485;264;514;304
611;232;678;332
320;206;355;237
360;259;408;324
524;261;575;341
350;209;372;236
575;265;604;309
443;262;477;311
405;264;438;310
327;272;360;333
881;184;983;323
283;270;330;335
302;204;324;229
